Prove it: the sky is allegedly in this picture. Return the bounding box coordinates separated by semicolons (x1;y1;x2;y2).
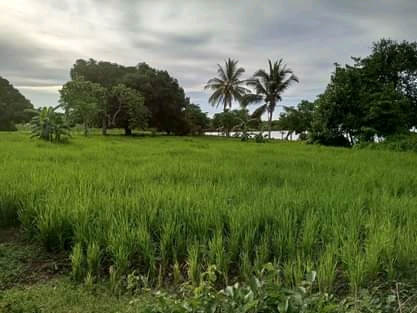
1;0;417;118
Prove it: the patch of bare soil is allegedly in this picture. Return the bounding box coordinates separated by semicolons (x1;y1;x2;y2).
0;227;70;289
18;251;70;286
0;227;19;243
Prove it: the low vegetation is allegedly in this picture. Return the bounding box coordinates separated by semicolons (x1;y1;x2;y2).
2;229;416;312
1;132;417;296
3;38;417;148
356;133;417;153
1;37;417;312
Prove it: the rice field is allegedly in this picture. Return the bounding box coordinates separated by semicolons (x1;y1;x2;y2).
1;132;417;293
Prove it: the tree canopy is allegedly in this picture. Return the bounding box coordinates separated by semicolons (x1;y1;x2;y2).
204;58;250;114
28;106;70;142
109;83;149;136
0;76;34;131
67;59;197;135
277;100;315;139
59;78;108;136
182;100;210;135
201;39;417;145
6;37;417;146
307;39;417;145
244;59;299;139
122;63;187;134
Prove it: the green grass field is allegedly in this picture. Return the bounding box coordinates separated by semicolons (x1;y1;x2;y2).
1;132;417;295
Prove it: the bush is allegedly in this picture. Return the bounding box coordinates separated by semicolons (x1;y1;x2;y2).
355;133;417;153
29;106;71;143
140;264;338;313
254;132;267;143
308;131;351;147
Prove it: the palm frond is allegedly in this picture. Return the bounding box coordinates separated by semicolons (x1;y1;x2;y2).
241;93;264;107
251;104;268;119
205;77;225;89
208;89;225;108
216;63;228;81
205;58;249;112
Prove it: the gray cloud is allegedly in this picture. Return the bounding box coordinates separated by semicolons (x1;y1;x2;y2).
0;37;71;87
0;0;416;117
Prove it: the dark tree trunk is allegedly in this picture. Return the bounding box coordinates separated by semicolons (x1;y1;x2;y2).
268;111;273;139
285;132;291;140
124;127;132;136
101;116;107;136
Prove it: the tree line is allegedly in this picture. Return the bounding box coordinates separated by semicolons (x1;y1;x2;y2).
0;77;34;130
204;58;299;138
270;39;417;145
2;38;417;146
0;61;210;137
60;60;209;136
204;38;417;145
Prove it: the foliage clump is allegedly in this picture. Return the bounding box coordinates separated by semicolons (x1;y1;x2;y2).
0;76;34;131
28;106;70;143
278;39;417;146
356;133;417;152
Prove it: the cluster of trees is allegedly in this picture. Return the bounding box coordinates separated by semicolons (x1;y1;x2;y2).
205;39;417;146
0;61;210;138
59;60;209;136
3;38;416;147
210;109;260;137
204;58;299;138
277;39;417;145
0;77;34;130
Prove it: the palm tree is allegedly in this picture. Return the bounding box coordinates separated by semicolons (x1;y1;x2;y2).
205;58;250;135
244;59;299;139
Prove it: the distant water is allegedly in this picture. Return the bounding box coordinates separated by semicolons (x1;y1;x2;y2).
205;131;300;140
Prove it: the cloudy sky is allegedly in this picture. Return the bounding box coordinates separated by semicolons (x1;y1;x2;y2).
1;0;417;117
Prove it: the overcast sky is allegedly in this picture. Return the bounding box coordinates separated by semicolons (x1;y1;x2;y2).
1;0;417;117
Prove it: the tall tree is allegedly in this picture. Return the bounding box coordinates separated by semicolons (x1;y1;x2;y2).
358;39;417;130
182;101;210;135
70;59;130;88
311;63;367;145
0;76;34;130
245;59;299;139
278;100;315;139
109;84;149;136
204;58;250;134
59;78;107;136
311;39;417;146
122;63;187;134
69;59;188;135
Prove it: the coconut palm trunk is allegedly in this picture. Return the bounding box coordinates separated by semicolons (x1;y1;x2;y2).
244;59;299;137
268;109;273;139
83;120;89;136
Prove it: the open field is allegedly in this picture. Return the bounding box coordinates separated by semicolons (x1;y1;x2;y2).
1;132;417;294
